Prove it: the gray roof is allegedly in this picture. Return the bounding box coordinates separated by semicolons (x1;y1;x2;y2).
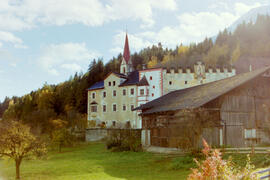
135;66;270;115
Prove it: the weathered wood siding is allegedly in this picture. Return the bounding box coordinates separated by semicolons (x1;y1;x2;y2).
142;76;270;148
142;111;220;148
220;76;270;147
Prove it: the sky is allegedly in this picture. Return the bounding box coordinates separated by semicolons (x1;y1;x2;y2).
0;0;269;102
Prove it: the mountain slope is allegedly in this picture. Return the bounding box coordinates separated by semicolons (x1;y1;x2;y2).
229;5;270;31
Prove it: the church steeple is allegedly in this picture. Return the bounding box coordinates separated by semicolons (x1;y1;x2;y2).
120;33;133;75
123;33;130;63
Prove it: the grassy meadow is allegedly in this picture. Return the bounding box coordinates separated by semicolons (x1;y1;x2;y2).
1;142;270;180
0;142;190;180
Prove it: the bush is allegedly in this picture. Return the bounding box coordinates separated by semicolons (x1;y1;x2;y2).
188;139;259;180
106;129;142;152
170;156;196;170
51;129;77;152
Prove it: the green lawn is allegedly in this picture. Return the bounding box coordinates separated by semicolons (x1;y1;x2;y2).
0;142;189;180
1;142;270;180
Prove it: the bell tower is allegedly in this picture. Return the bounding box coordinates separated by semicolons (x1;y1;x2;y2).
120;33;133;75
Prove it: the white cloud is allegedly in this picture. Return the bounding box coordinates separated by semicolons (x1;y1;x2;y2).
107;0;177;28
61;63;82;72
0;31;22;44
0;0;177;32
110;2;263;54
38;42;99;75
110;31;153;54
0;31;26;48
234;2;261;16
10;63;17;67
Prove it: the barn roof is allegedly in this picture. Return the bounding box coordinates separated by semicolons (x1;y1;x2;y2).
135;66;270;115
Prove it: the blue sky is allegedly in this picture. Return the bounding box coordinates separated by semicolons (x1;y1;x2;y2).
0;0;269;102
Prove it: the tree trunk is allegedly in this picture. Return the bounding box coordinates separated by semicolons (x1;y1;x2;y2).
15;159;21;180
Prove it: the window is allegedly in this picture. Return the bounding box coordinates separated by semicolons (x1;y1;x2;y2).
108;82;111;86
152;93;154;97
123;105;126;111
103;91;106;98
103;105;106;112
153;85;155;89
91;105;97;112
113;104;117;112
140;89;144;96
245;129;256;139
185;81;188;84
131;105;134;111
113;81;116;86
123;89;126;96
112;121;116;127
169;81;172;85
150;76;152;80
92;93;95;99
113;90;117;97
130;88;134;95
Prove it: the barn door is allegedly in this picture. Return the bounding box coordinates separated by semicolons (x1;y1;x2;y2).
150;128;168;147
224;123;244;147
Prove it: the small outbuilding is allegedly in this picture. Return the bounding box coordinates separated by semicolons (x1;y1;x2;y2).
135;66;270;148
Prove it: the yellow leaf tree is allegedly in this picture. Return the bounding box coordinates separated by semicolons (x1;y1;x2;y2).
0;120;47;179
147;56;158;68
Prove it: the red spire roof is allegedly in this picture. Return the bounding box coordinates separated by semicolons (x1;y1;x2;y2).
123;33;130;63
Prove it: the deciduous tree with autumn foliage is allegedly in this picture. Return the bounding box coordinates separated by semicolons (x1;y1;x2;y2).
0;120;47;180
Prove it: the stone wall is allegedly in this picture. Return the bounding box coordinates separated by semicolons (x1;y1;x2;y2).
85;128;107;142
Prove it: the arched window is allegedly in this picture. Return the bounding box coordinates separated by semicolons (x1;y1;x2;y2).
90;101;98;112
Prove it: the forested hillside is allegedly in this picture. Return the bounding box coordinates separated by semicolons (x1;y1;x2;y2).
0;15;270;133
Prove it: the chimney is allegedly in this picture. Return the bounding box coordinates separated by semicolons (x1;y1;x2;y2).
142;64;146;70
249;64;252;72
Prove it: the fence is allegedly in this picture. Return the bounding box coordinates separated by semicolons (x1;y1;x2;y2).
256;168;270;179
85;128;141;142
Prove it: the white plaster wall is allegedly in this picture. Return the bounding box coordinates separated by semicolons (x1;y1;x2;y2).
139;69;163;101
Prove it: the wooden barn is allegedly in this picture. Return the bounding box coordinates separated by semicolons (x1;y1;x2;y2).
135;66;270;148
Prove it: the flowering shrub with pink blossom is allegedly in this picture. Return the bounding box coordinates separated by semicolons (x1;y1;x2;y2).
187;139;259;180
